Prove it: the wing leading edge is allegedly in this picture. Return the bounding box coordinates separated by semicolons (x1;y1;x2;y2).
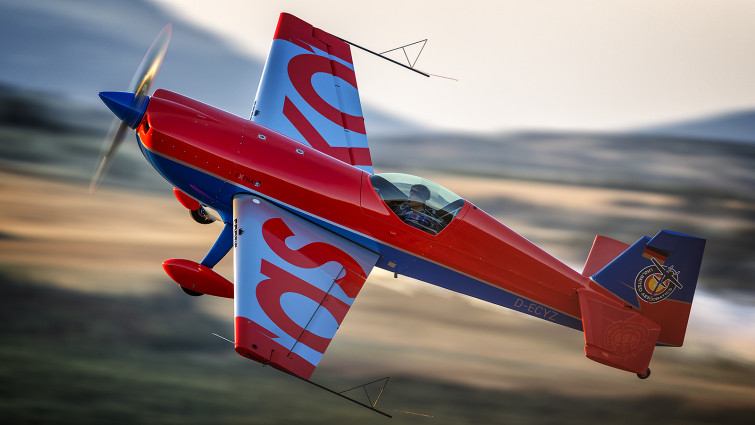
233;194;378;379
251;13;374;173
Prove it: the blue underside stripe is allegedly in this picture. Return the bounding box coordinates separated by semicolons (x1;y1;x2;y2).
139;140;583;331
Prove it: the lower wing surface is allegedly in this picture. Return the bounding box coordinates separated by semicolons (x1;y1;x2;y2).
232;194;378;379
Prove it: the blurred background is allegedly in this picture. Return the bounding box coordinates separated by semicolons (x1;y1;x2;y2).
1;0;754;423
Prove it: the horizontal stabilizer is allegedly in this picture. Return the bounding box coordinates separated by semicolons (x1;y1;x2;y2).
579;289;660;374
581;235;630;277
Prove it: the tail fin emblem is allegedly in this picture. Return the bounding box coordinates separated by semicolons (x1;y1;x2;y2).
635;258;682;303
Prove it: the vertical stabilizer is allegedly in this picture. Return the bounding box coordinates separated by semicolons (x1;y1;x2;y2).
589;230;705;346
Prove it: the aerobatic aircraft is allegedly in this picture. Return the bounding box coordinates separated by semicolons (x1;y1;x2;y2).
94;13;705;415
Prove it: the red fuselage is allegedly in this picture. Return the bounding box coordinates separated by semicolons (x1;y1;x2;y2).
137;89;590;330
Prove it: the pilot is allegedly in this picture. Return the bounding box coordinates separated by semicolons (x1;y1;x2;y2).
395;184;441;233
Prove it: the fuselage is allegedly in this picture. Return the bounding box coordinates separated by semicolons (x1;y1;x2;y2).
136;89;591;330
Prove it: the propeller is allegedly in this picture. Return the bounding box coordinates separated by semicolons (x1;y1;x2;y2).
90;23;172;193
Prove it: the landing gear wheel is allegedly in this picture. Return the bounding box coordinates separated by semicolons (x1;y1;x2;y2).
180;285;204;296
190;207;214;224
637;368;651;379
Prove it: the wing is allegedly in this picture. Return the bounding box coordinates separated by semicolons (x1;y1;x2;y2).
251;13;374;173
232;194;379;379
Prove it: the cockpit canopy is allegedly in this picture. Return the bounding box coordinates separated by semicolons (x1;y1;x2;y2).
369;173;465;235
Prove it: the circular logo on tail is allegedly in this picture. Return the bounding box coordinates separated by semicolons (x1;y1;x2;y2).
635;259;682;303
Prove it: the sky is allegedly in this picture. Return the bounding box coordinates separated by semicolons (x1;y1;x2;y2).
151;0;755;134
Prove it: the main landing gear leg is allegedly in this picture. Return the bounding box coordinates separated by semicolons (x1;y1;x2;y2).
200;222;233;268
171;222;233;297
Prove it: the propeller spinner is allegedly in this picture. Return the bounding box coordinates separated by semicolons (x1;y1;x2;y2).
90;23;172;193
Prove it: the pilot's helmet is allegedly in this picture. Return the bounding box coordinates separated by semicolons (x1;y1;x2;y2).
409;184;431;202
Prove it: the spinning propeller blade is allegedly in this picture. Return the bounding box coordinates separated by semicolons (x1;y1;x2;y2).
90;23;172;193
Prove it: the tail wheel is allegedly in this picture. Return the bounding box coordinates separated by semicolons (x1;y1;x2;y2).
637;368;651;379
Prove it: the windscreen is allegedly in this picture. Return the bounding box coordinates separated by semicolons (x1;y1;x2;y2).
369;173;465;235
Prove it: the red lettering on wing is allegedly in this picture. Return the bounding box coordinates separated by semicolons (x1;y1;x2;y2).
256;259;350;354
287;54;366;134
262;217;367;298
282;97;372;167
283;97;351;163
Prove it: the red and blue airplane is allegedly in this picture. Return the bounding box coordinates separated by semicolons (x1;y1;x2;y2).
94;12;705;409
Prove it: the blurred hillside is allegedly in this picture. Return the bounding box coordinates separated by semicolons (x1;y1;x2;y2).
3;1;754;421
373;131;755;292
374;131;755;197
640;109;755;144
2;263;754;424
1;85;754;423
0;83;171;193
2;273;753;425
0;0;262;117
0;0;421;136
3;85;751;292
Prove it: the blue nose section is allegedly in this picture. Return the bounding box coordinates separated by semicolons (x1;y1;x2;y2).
98;91;149;129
